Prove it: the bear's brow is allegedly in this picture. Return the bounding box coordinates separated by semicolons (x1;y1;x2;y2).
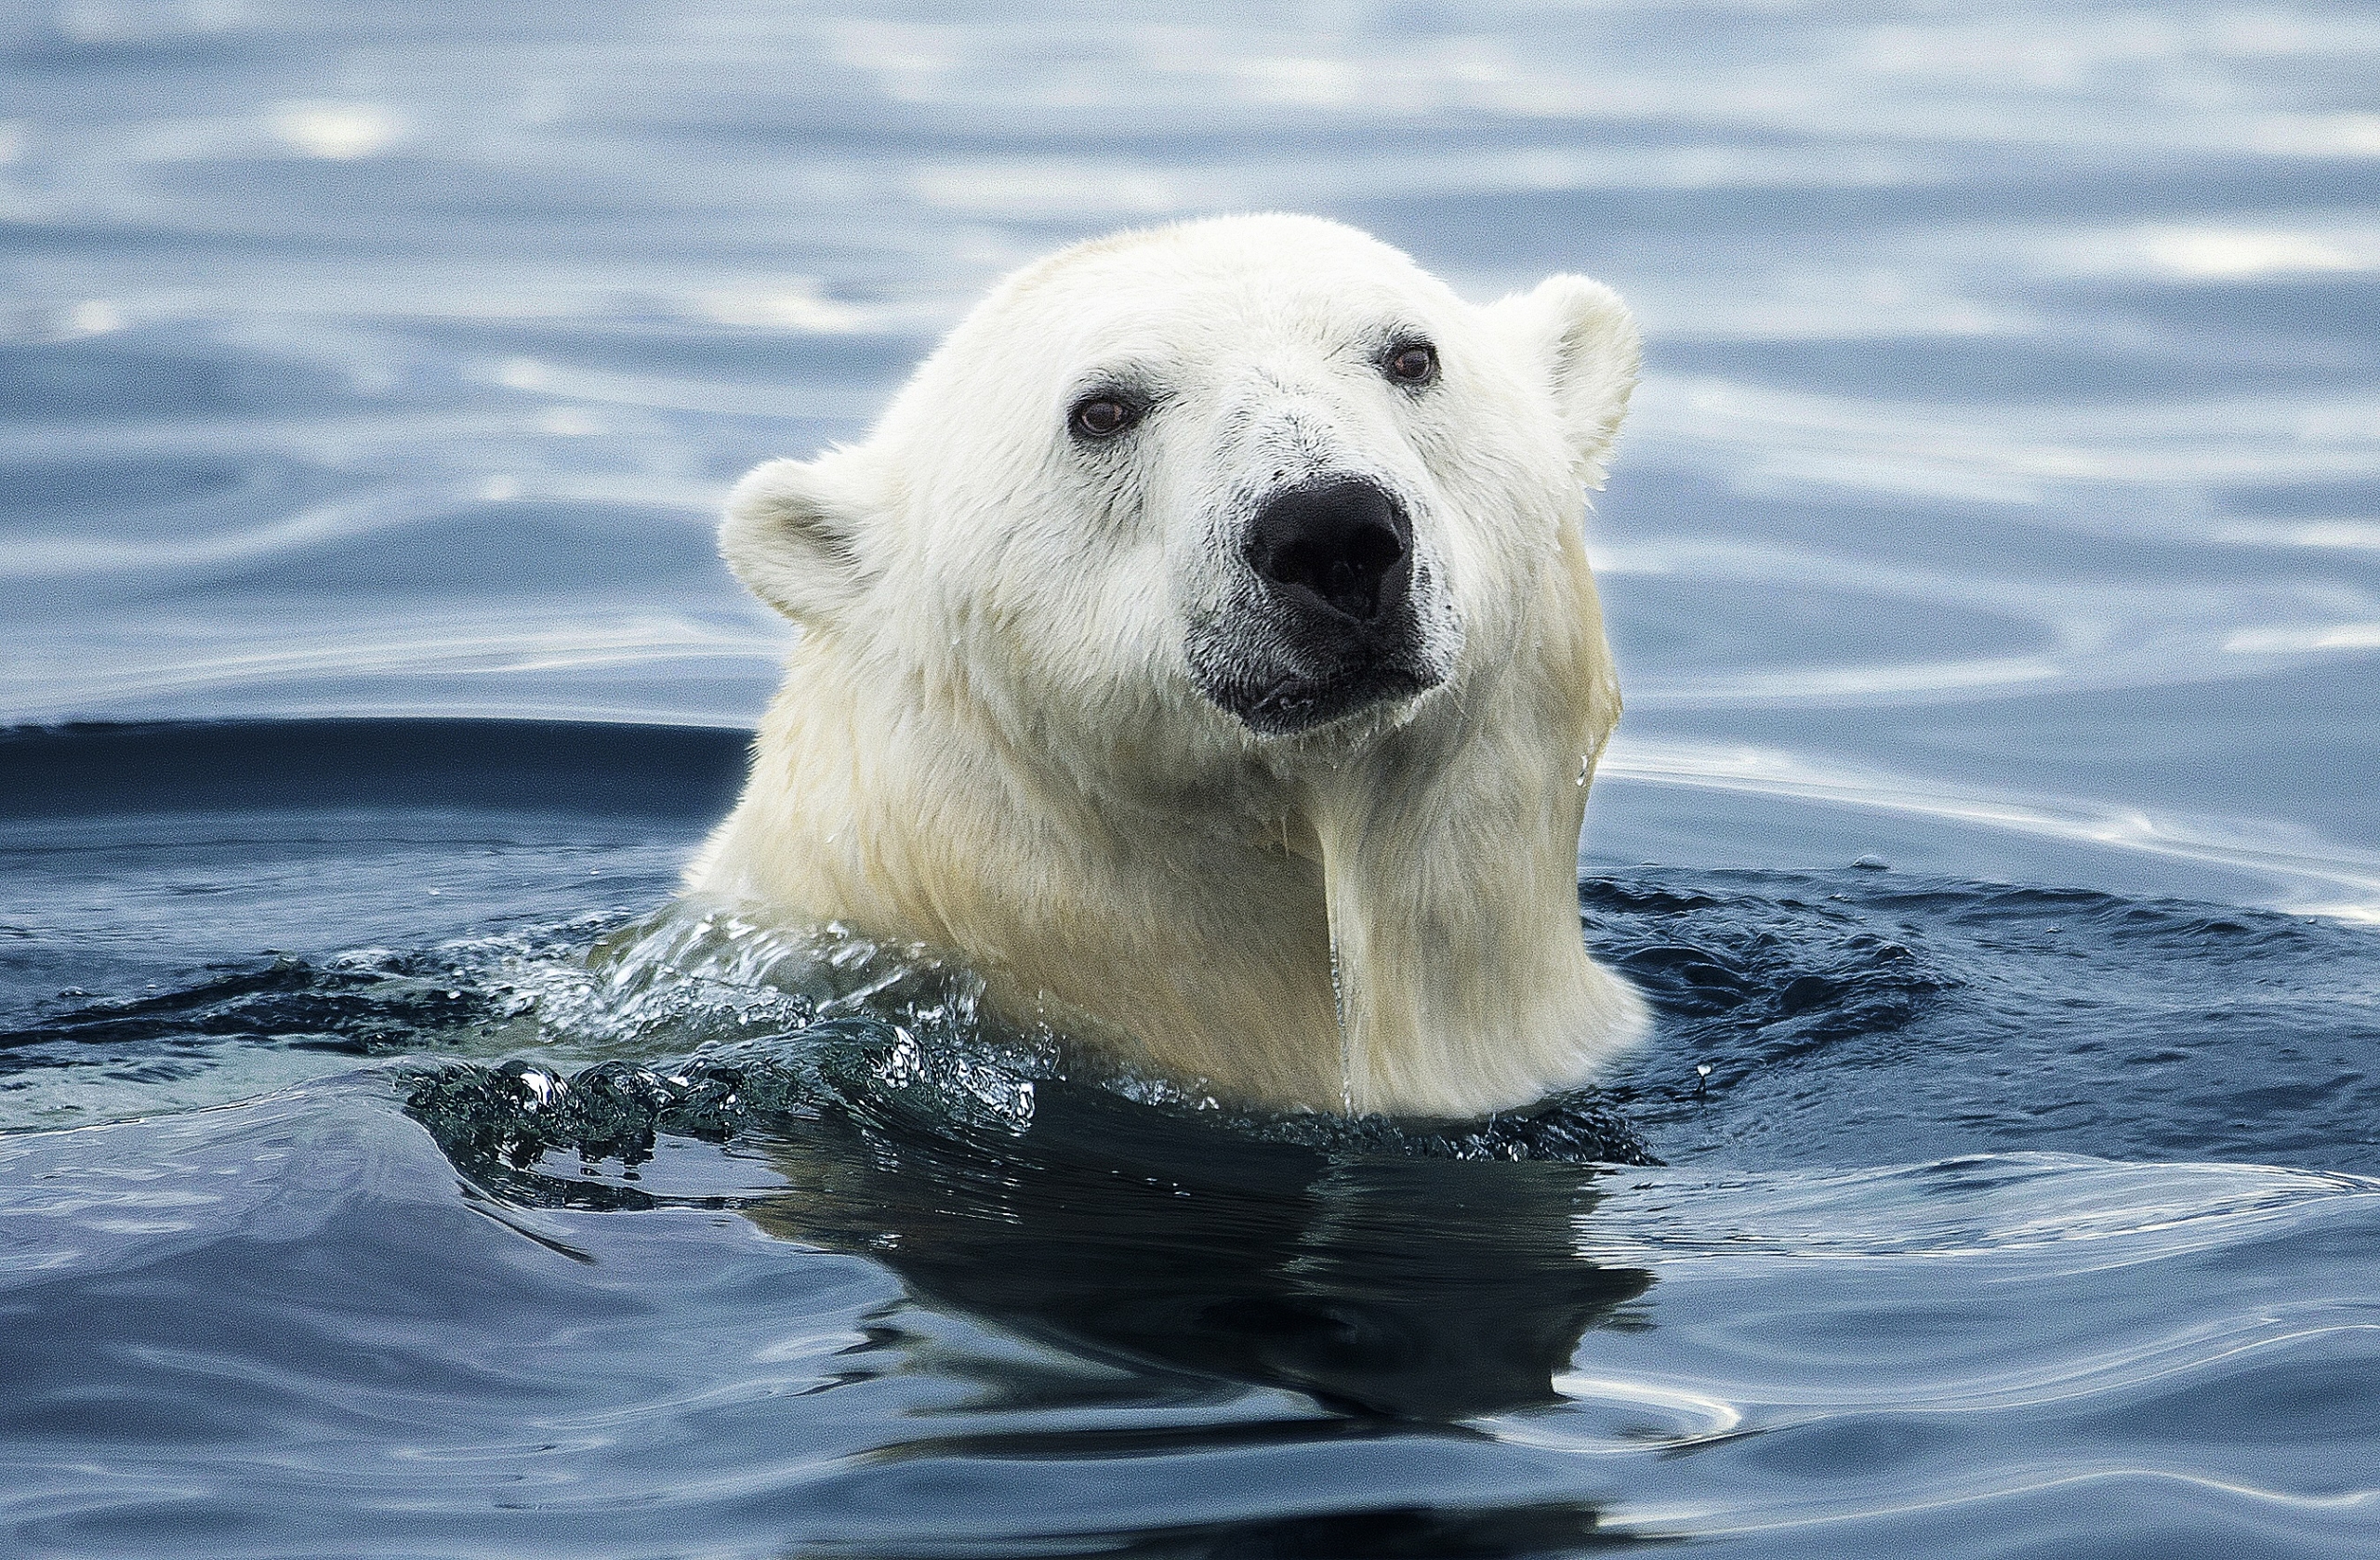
1357;320;1432;355
1065;362;1173;403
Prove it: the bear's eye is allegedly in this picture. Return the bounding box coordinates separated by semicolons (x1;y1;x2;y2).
1383;340;1439;387
1068;395;1143;440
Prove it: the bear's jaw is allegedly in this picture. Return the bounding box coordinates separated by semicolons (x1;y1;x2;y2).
1182;591;1454;739
1212;660;1442;739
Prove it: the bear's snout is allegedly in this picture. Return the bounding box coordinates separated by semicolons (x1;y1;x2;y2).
1184;473;1444;738
1243;477;1412;626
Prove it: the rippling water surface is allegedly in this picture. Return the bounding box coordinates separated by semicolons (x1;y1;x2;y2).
5;3;2378;1556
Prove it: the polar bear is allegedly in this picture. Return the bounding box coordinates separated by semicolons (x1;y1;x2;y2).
685;214;1647;1117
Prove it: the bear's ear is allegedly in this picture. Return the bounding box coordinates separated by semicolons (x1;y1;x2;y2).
1488;274;1642;489
719;452;876;625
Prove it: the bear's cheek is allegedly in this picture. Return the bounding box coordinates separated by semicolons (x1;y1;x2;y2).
1397;515;1536;676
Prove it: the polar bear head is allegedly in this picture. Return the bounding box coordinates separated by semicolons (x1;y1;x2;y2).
721;213;1636;782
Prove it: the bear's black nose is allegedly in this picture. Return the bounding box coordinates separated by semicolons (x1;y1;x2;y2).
1244;478;1413;624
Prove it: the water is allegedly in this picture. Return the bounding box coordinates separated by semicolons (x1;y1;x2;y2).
6;2;2380;1554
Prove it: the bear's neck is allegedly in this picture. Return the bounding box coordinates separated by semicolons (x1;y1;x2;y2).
1297;669;1644;1116
691;560;1642;1117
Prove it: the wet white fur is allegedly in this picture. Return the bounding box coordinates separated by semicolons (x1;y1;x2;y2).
687;214;1647;1117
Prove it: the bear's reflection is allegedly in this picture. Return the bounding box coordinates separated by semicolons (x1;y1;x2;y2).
742;1080;1653;1421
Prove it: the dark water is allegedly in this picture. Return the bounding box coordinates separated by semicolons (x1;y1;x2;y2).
7;1;2380;1554
7;721;2377;1557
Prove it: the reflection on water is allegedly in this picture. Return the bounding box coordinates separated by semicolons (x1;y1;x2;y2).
801;1148;1644;1421
421;1054;1655;1421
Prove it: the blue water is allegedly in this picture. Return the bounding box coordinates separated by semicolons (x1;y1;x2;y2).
6;2;2380;1555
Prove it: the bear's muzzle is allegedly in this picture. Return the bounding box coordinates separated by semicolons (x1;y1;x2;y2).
1188;475;1445;737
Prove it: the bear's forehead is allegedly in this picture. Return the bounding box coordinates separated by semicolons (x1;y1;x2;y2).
963;271;1452;394
993;219;1450;337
